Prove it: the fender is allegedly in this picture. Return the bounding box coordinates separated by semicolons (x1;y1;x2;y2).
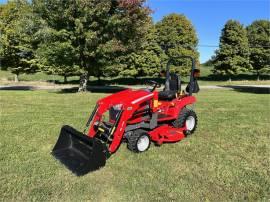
173;96;196;117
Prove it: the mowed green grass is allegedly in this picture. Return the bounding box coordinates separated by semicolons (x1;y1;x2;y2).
0;89;269;201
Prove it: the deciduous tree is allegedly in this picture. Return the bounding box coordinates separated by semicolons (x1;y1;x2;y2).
33;0;151;90
155;14;199;75
110;23;165;78
0;0;40;81
36;41;81;83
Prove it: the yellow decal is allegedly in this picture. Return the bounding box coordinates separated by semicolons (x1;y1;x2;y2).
98;127;105;132
154;100;158;108
110;127;116;135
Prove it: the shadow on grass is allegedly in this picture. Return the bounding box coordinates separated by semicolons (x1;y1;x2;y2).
0;86;34;91
50;77;167;86
47;79;80;85
56;86;128;94
220;85;270;94
88;86;127;93
50;73;270;86
56;87;78;93
200;73;270;82
48;77;193;86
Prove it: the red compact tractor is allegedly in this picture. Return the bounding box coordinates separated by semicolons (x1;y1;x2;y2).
52;56;200;175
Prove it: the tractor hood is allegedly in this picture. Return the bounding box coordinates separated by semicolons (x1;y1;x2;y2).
97;89;154;109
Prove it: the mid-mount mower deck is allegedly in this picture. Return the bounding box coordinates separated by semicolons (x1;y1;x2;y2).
52;56;200;176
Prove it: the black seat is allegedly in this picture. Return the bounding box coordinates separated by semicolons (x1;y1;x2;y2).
158;73;180;101
158;91;176;100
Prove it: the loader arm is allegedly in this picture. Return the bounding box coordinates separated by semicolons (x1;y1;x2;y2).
86;91;156;153
108;109;133;152
109;92;157;152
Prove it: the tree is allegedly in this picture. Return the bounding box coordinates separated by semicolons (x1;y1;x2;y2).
108;23;165;78
155;13;199;75
203;55;217;66
213;20;251;80
33;25;82;83
247;20;270;80
36;41;81;83
0;0;40;82
33;0;151;90
0;4;5;70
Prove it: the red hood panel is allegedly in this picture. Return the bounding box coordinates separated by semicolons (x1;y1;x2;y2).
98;89;153;107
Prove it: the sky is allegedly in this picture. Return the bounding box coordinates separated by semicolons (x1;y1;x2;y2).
0;0;269;62
147;0;270;62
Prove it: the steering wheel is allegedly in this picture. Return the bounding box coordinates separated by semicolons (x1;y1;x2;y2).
146;80;161;92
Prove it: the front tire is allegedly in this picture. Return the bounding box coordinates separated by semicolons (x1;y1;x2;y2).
127;130;151;153
172;108;198;135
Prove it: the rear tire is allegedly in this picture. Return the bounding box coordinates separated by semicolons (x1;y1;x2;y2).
172;108;198;135
127;129;151;153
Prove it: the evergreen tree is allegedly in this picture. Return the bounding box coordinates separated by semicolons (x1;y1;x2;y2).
247;20;270;80
213;20;251;80
155;13;199;75
203;55;216;66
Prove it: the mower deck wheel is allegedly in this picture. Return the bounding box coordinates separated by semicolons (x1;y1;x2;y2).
127;129;151;153
172;107;197;135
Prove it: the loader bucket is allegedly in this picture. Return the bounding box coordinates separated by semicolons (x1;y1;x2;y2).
52;125;107;176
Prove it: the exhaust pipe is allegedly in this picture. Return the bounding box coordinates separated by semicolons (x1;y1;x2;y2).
51;125;108;176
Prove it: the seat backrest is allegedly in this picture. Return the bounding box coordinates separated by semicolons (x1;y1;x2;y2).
186;78;200;93
169;73;180;92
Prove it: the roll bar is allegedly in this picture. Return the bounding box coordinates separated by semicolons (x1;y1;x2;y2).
165;56;197;96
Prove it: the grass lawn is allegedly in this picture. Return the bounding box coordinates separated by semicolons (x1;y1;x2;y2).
0;89;269;201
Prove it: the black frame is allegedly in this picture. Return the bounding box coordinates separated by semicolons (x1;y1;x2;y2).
165;56;196;96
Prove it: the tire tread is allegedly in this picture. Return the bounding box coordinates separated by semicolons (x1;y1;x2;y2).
172;107;198;134
127;129;150;152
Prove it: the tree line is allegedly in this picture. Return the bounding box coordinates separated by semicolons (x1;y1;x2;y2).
210;19;270;81
0;0;269;85
0;0;199;86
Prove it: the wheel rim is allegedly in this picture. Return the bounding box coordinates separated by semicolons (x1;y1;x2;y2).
186;116;195;131
137;135;150;152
